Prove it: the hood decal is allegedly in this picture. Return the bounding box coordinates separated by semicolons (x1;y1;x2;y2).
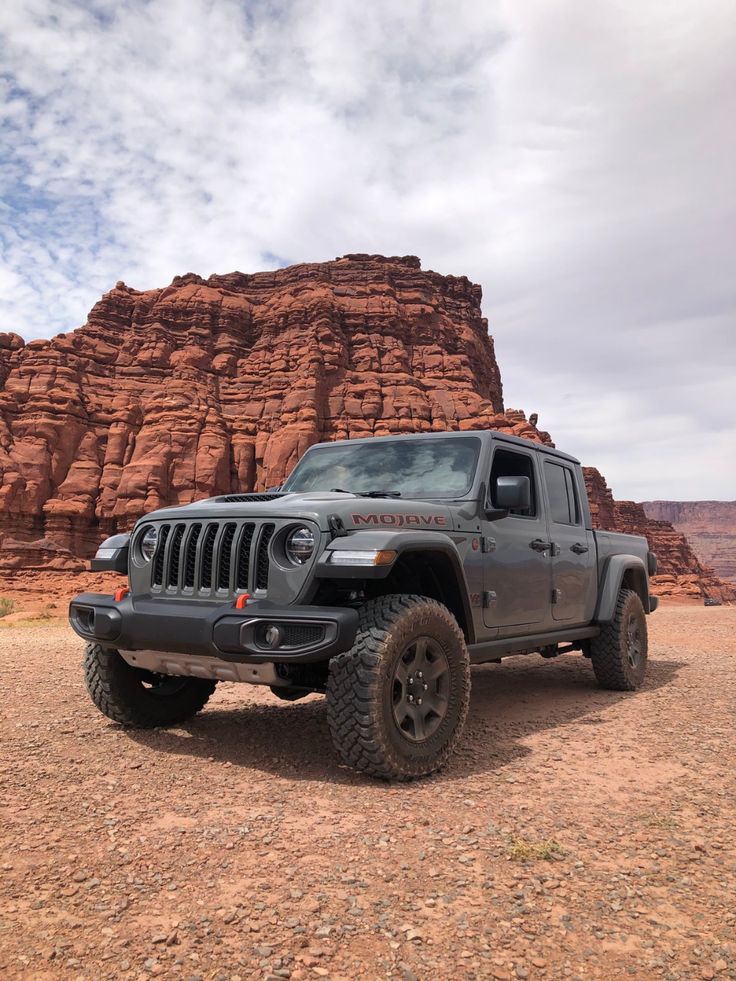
352;512;447;528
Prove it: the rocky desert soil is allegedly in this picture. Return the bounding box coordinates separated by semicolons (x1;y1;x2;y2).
1;606;734;981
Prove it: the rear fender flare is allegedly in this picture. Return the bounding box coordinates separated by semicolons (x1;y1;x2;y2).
595;555;650;621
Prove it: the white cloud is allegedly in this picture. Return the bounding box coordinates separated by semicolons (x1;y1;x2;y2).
0;0;734;498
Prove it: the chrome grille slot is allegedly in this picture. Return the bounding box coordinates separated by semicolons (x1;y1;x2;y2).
235;523;255;590
152;524;171;586
200;524;218;590
217;523;237;591
183;524;201;588
168;524;185;587
256;524;275;591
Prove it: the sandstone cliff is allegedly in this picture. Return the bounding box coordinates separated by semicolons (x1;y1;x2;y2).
0;254;732;602
642;501;736;584
0;255;547;571
585;471;736;603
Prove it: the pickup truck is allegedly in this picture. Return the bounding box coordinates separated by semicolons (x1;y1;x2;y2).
70;430;658;780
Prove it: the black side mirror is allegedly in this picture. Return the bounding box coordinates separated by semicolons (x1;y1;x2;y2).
489;475;531;516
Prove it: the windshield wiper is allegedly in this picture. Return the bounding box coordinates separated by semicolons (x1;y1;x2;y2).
330;488;402;498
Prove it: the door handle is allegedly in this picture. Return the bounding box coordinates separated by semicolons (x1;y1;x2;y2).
570;542;589;554
530;539;553;552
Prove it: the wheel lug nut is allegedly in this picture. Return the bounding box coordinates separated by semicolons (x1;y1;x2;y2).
408;695;414;703
423;683;428;690
417;698;423;705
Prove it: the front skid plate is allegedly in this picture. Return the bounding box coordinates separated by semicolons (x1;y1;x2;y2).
117;649;286;686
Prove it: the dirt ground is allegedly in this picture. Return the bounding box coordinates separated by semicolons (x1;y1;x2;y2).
1;607;734;981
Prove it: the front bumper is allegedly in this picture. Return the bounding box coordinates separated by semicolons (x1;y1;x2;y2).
68;593;359;664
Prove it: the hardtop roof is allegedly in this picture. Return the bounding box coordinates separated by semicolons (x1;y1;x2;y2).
303;429;581;465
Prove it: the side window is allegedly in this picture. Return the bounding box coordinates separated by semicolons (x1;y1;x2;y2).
490;449;537;517
545;462;580;525
563;468;580;524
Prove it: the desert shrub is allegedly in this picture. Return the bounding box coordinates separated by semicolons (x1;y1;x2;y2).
0;597;16;618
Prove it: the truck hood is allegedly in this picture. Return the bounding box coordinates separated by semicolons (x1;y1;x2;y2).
139;491;459;533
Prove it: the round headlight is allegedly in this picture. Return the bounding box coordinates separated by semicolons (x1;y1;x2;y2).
139;525;158;563
285;526;316;565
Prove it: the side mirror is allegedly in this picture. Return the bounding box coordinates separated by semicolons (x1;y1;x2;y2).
489;475;531;515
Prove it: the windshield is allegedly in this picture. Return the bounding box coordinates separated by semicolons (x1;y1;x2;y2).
282;437;481;499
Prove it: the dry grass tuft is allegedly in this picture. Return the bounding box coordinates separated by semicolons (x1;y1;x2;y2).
507;837;566;862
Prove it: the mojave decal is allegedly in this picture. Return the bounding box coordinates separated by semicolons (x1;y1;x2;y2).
351;513;448;528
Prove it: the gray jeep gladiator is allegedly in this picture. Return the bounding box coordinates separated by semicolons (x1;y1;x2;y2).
70;430;658;780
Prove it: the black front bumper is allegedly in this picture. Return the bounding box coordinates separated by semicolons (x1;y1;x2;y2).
68;593;359;664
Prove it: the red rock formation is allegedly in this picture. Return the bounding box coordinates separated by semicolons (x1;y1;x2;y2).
584;469;736;603
642;501;736;584
1;253;732;604
0;255;549;571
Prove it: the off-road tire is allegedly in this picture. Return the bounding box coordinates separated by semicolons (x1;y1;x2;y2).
326;594;470;780
83;644;217;727
589;588;648;691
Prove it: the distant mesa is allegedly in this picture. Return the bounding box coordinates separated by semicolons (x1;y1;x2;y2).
0;254;732;602
642;501;736;586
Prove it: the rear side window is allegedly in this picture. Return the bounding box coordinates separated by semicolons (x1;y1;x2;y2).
545;462;580;525
490;448;537;517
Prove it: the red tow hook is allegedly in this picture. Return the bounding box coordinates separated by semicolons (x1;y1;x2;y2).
234;593;251;609
113;586;130;602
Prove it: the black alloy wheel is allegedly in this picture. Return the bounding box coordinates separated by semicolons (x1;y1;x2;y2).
391;636;450;742
625;613;644;670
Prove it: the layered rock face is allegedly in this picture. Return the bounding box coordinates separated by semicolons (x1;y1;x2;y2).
1;253;732;602
585;470;736;603
0;255;548;571
642;501;736;584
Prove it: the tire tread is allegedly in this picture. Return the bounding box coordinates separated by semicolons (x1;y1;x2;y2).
590;589;648;691
326;594;470;781
83;644;216;727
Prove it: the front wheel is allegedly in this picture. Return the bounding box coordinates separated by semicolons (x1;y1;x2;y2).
326;595;470;780
589;589;648;690
83;644;217;727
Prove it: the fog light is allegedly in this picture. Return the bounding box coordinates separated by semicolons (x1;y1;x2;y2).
264;625;282;649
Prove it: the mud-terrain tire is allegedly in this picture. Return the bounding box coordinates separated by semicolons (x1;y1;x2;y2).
326;594;470;780
83;644;217;727
590;588;648;691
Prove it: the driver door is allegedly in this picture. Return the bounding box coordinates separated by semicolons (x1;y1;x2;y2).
482;446;552;633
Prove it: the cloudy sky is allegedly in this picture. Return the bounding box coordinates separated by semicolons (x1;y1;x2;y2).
1;0;734;499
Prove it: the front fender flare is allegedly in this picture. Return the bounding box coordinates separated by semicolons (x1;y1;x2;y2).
316;530;475;642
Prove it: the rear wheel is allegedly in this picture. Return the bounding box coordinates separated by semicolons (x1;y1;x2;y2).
589;588;648;690
326;594;470;780
83;644;217;727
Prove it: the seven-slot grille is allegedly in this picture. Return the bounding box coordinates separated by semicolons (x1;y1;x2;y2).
150;520;276;597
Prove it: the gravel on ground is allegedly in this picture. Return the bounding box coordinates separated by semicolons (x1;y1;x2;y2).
1;606;734;980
